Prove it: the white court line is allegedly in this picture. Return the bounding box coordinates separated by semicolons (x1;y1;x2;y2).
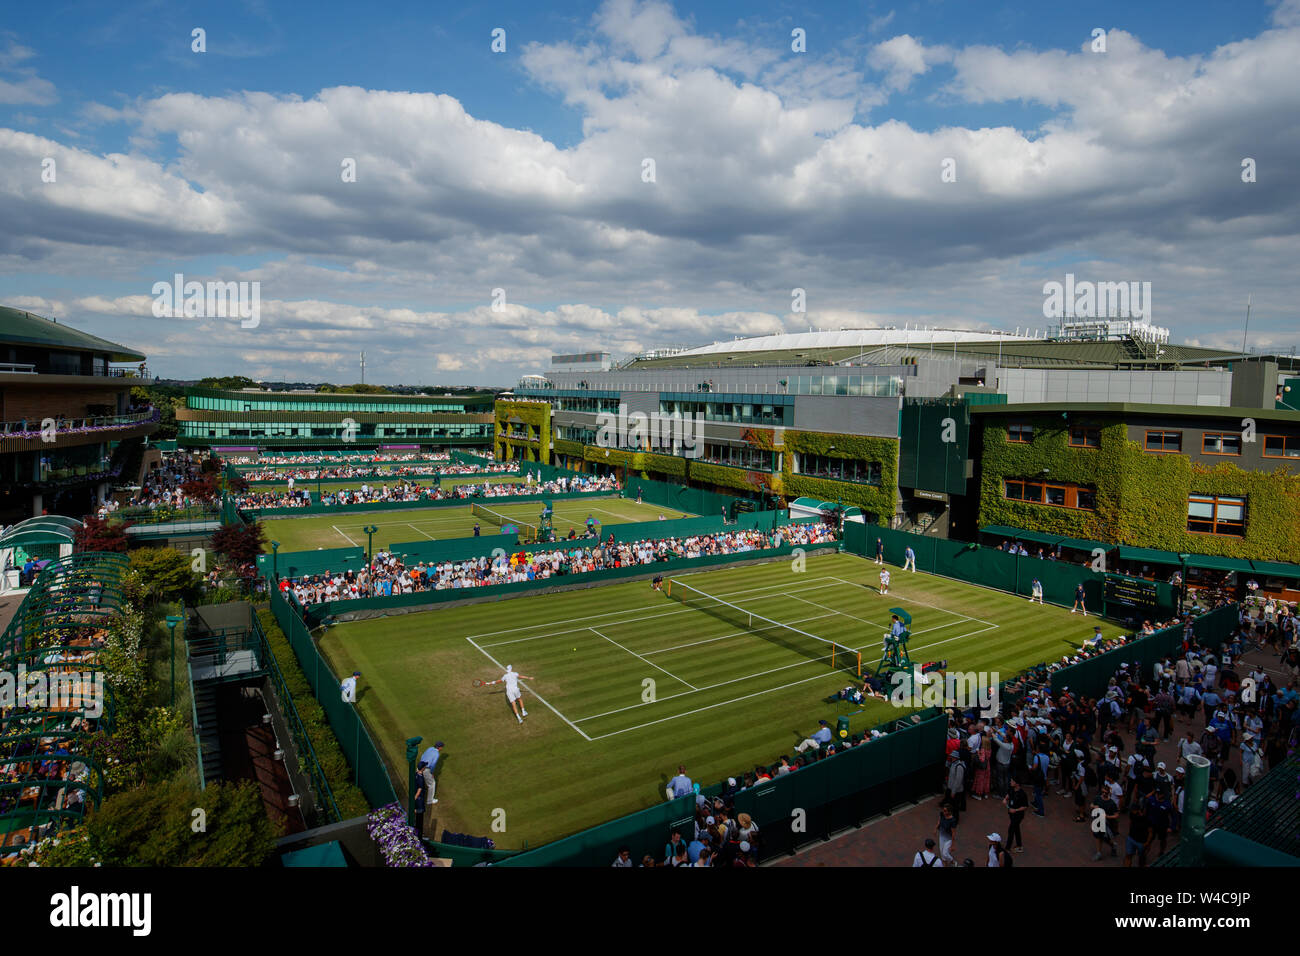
862;621;1002;663
584;669;847;741
465;636;592;741
830;575;999;629
590;627;697;690
404;522;436;540
781;589;979;647
578;616;1002;730
331;525;360;547
475;580;853;648
468;576;846;642
641;611;841;656
575;647;841;723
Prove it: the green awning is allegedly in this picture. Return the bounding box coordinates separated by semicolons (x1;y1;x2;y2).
1250;559;1300;580
1056;537;1111;554
979;525;1060;547
1185;554;1255;574
1116;545;1183;566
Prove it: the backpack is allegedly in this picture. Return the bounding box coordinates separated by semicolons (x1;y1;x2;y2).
1000;848;1014;868
921;851;939;867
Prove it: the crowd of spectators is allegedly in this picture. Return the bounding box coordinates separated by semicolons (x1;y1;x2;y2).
0;619;108;860
233;471;623;511
110;456;209;513
930;602;1298;866
283;522;839;606
224;452;452;466
239;461;514;482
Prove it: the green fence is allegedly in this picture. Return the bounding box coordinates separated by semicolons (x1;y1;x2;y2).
267;586;399;811
244;487;619;519
299;542;832;625
623;475;748;520
843;522;1179;618
258;546;367;581
603;509;799;544
1047;603;1238;701
387;533;521;564
494;708;946;866
452;450;495;467
261;510;819;585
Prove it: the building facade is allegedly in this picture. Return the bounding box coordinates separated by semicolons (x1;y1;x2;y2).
175;387;496;450
0;306;157;523
498;331;1300;560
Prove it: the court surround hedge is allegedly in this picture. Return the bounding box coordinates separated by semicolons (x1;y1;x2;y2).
256;607;371;818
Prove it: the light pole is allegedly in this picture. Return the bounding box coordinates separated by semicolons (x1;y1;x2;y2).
364;524;379;568
270;540;281;584
165;614;183;708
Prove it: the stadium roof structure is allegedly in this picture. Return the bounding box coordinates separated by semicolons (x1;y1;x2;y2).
0;305;146;363
625;328;1298;372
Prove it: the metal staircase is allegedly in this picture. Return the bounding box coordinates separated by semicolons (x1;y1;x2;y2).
192;681;223;784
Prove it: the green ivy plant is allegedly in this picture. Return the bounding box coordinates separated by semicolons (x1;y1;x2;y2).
976;419;1300;561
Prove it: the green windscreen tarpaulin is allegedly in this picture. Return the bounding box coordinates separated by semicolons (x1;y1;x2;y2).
1185;554;1255;574
979;525;1060;547
1250;559;1300;580
1116;545;1183;566
1056;536;1111;554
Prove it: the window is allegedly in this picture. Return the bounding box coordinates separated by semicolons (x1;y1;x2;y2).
1007;424;1034;443
1145;430;1182;453
1187;494;1245;536
1263;435;1300;459
1002;480;1096;511
1069;426;1101;448
1202;433;1241;455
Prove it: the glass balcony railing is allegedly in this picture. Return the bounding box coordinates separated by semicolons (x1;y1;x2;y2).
0;408;159;438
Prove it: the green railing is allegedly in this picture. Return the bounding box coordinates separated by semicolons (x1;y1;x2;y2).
297;541;832;625
251;609;342;823
242;486;619;518
495;709;947;866
187;661;206;791
1047;603;1239;701
267;586;399;811
843;521;1180;618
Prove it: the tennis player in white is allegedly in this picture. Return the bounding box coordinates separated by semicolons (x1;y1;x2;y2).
486;664;534;723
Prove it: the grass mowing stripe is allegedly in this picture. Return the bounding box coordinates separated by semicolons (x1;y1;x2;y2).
465;636;593;741
320;553;1117;847
589;626;698;691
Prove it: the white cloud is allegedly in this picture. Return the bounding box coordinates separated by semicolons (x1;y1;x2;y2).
0;1;1297;383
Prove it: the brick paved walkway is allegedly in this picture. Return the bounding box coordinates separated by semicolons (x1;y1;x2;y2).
774;645;1287;867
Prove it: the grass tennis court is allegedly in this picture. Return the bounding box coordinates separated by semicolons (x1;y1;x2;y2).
259;497;692;552
319;551;1122;848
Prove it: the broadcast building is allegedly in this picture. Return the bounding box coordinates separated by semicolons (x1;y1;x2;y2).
175;387;496;452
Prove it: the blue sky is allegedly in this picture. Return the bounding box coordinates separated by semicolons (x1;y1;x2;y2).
1;0;1298;384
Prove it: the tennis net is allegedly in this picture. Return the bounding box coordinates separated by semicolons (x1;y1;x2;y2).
664;578;861;676
470;503;538;543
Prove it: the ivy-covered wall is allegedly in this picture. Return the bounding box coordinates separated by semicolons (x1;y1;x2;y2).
494;400;551;464
977;418;1300;561
778;429;899;518
549;424;900;517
